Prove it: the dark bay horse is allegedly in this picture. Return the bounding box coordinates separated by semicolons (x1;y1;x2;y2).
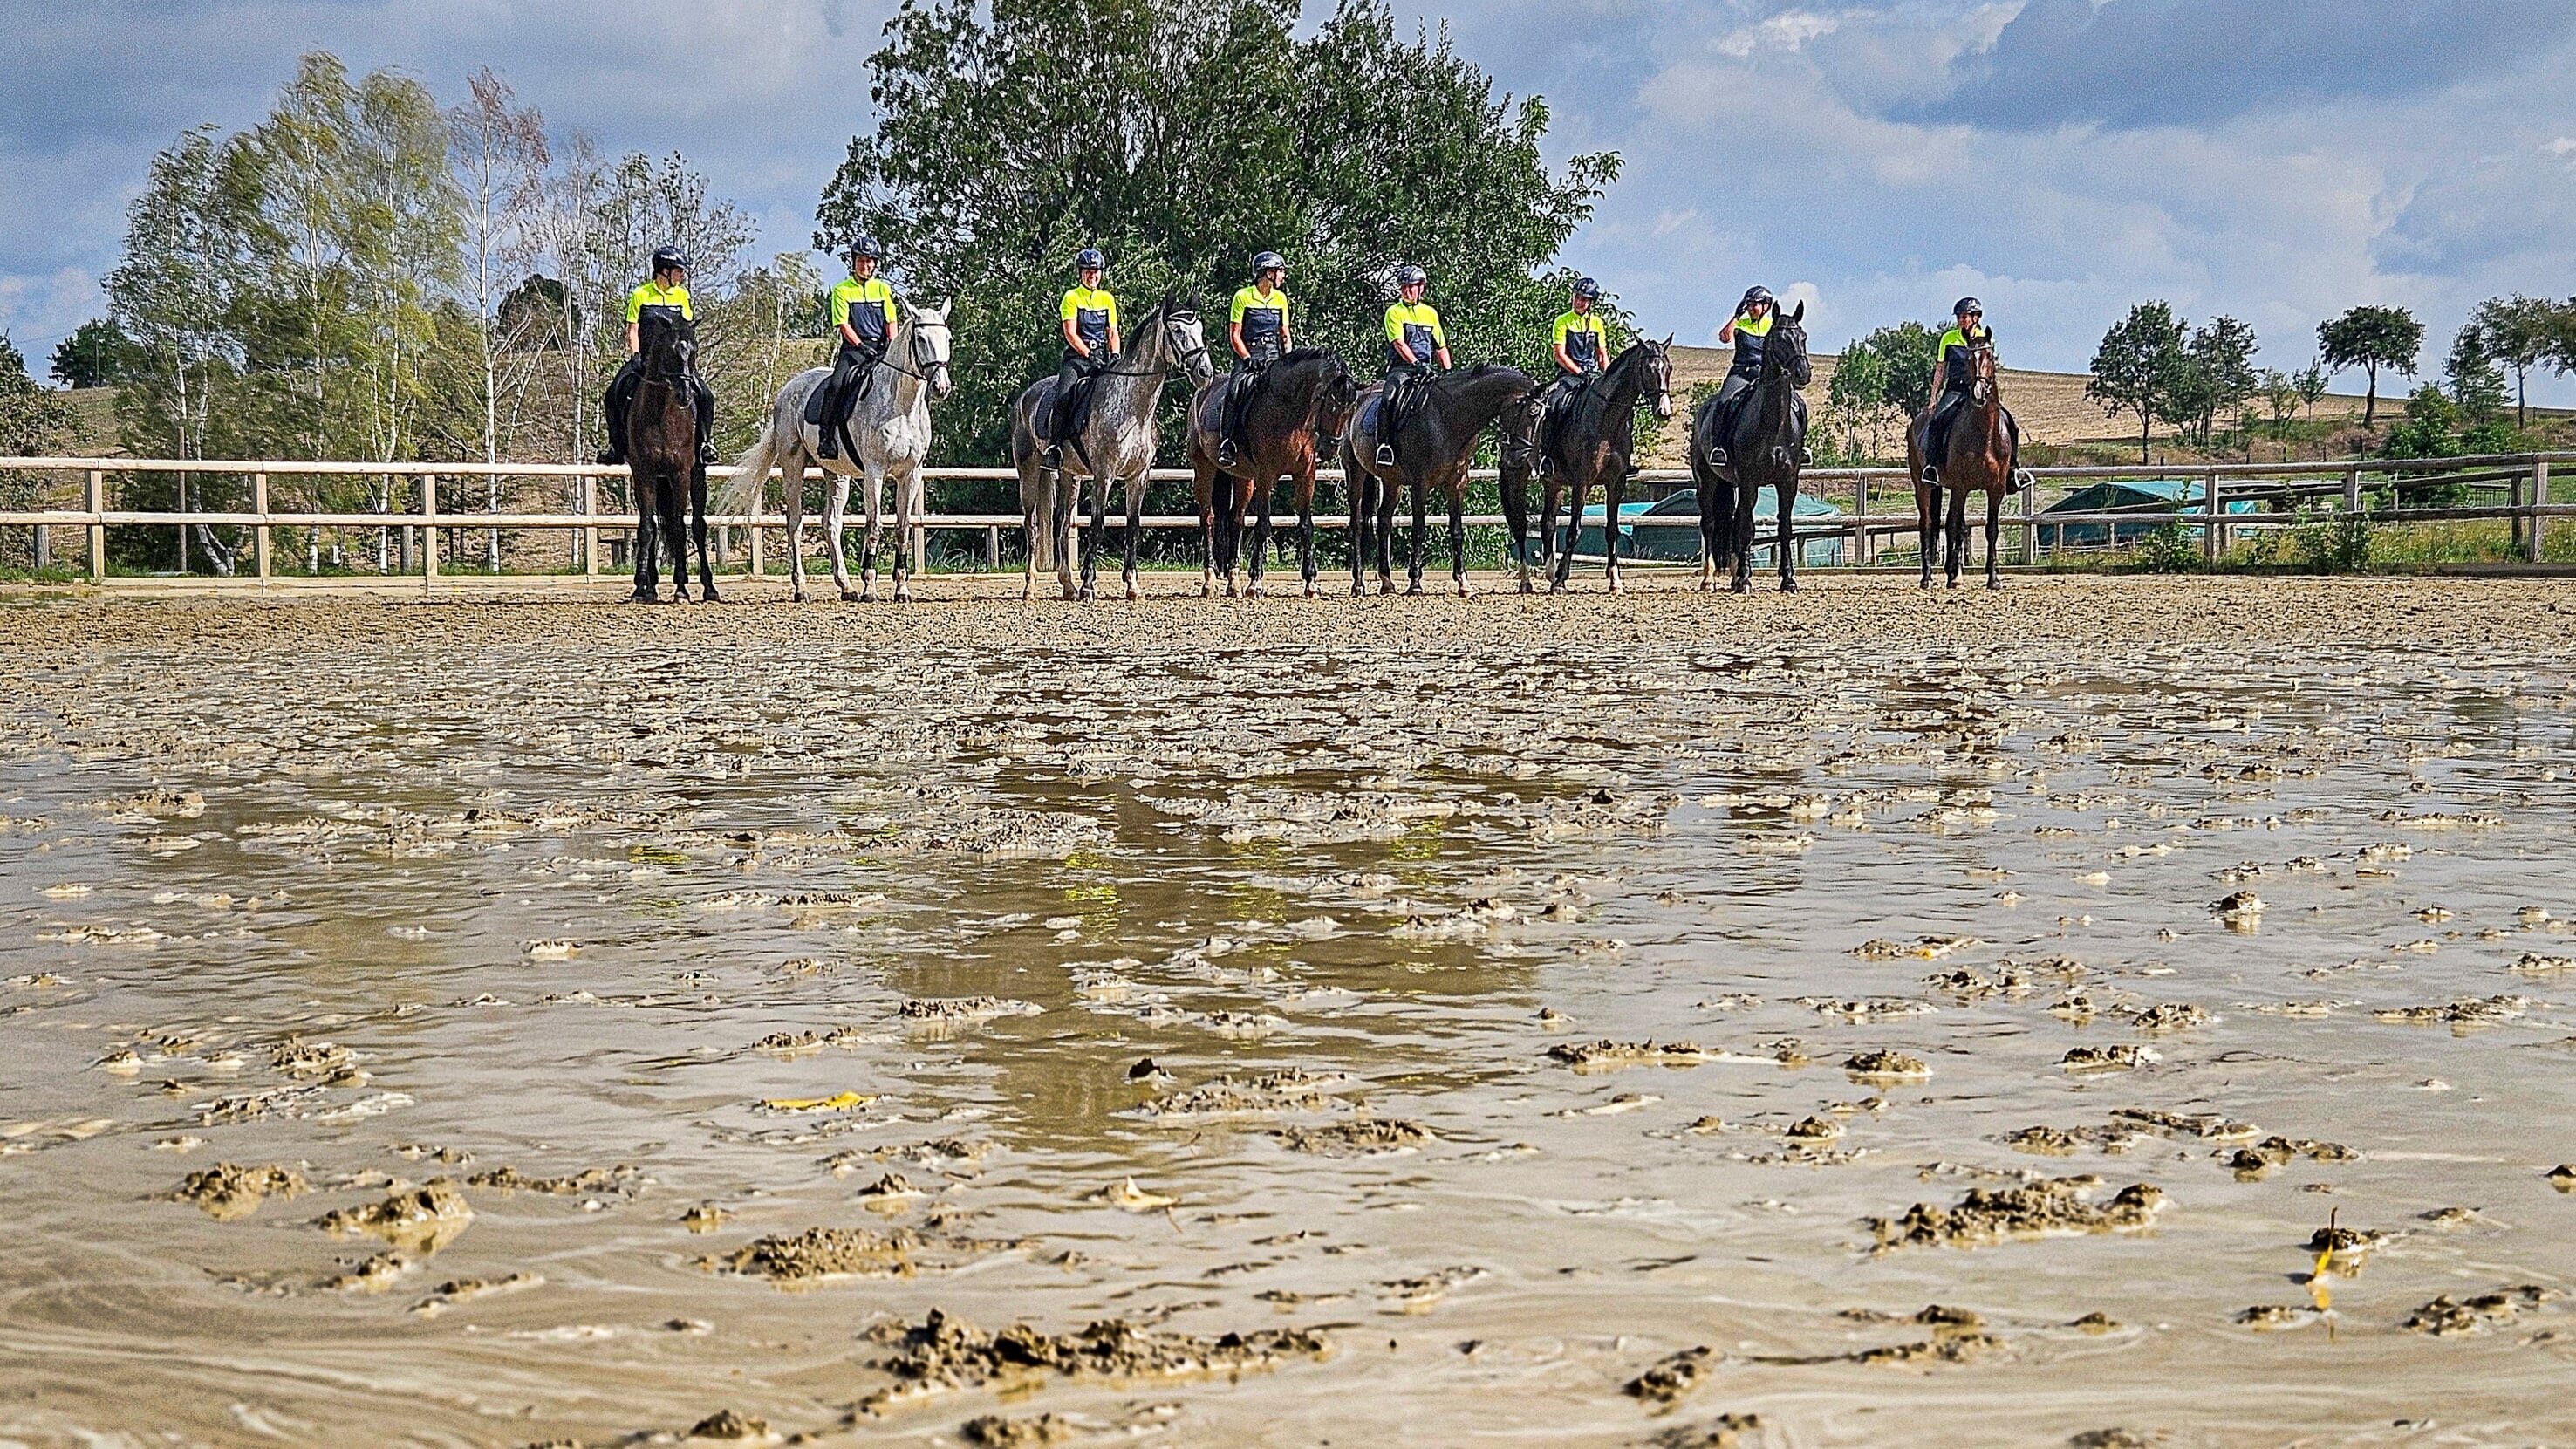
1542;338;1675;594
1497;391;1548;592
1186;349;1358;598
1339;364;1536;597
1908;337;2017;590
629;311;719;604
1690;300;1813;592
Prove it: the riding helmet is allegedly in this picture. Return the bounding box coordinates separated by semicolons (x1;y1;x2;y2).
1253;250;1287;274
849;235;882;261
1954;297;1983;317
1739;285;1773;311
1572;277;1602;300
1395;263;1427;288
1075;248;1108;271
651;245;690;275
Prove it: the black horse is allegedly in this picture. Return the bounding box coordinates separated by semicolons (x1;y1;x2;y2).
1690;300;1813;592
1541;338;1675;594
628;311;720;603
1340;364;1536;597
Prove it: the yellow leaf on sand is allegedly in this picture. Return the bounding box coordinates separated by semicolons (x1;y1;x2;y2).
759;1091;875;1112
1092;1177;1178;1210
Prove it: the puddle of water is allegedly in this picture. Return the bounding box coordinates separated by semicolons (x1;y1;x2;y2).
3;600;2574;1446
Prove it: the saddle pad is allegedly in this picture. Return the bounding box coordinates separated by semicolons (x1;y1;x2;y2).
1356;396;1384;436
803;383;830;426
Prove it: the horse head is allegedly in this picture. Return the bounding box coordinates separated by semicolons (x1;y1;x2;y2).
640;311;695;384
1311;352;1361;447
1967;337;1998;407
907;297;955;401
1766;302;1813;388
1640;333;1676;420
1162;296;1214;389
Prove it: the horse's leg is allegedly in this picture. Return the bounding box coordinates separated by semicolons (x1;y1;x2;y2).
630;482;657;603
1247;475;1277;598
891;460;920;602
1020;461;1044;603
1295;471;1320;598
1596;468;1617;592
1915;478;1937;591
1078;474;1106;603
1552;475;1585;592
1697;480;1719;591
1945;483;1969;589
858;461;885;603
1730;481;1754;594
1985;486;2004;591
658;473;691;603
1375;475;1398;596
1194;466;1218;598
1121;473;1146;601
1404;473;1429;596
1055;470;1080;600
1777;475;1800;593
1348;468;1370;598
821;473;856;602
692;467;721;602
1500;463;1532;594
1447;480;1471;596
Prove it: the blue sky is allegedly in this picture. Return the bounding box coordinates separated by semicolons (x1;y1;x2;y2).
4;0;2572;401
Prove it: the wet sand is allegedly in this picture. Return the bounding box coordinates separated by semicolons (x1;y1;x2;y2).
3;576;2575;1447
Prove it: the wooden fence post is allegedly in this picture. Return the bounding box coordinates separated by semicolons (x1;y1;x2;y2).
2020;477;2038;565
1851;475;1870;565
582;474;600;578
421;474;440;587
985;525;1001;571
2533;459;2551;564
252;470;271;585
2204;471;2223;564
2343;466;2362;516
85;468;106;584
749;512;765;577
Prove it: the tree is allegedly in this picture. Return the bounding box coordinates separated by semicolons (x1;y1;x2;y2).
2179;315;2258;447
50;320;135;389
0;331;79;456
2458;295;2562;429
2316;304;2422;427
1825;338;1890;461
1867;321;1942;420
2293;360;2329;423
2443;327;2508;428
2259;367;2299;441
2087;302;2190;463
448;67;551;568
814;0;1618;466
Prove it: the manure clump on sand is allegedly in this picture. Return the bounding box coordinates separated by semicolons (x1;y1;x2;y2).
961;1412;1074;1447
171;1162;309;1220
701;1226;916;1283
1623;1344;1718;1405
856;1308;1328;1415
1548;1039;1707;1070
316;1179;473;1251
2402;1284;2558;1336
1869;1177;2167;1252
1638;1413;1765;1448
1273;1118;1431;1154
1842;1050;1930;1083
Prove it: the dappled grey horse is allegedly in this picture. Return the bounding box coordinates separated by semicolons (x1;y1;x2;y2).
720;301;954;602
1010;295;1213;601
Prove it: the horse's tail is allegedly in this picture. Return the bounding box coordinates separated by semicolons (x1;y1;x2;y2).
719;412;782;523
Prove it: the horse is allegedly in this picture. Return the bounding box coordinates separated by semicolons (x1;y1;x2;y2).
1541;338;1675;594
1338;364;1537;597
719;301;954;604
1907;337;2017;590
627;311;719;604
1690;299;1813;592
1185;349;1357;598
1010;294;1214;602
1496;390;1548;592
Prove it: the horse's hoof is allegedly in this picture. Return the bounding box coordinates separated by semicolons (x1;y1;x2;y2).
840;590;863;604
1986;578;2004;591
1247;583;1267;598
1607;579;1625;596
629;591;656;605
1303;584;1319;599
700;588;722;604
1548;582;1568;596
1377;583;1397;598
1456;581;1473;598
1404;584;1426;597
1730;579;1750;594
1780;578;1798;594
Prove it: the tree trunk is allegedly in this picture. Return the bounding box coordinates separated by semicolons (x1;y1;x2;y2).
2138;411;2151;465
2362;365;2378;427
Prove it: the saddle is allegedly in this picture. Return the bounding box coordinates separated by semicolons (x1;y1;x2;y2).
806;346;882;459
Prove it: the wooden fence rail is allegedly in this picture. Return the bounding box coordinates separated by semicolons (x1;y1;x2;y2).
0;451;2566;586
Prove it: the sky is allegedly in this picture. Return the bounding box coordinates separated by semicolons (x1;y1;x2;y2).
4;0;2572;402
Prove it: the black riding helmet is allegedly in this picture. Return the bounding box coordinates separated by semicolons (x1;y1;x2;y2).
848;236;882;261
1739;285;1773;312
1075;248;1107;271
1253;250;1286;274
1394;263;1427;288
1572;277;1602;301
1954;297;1983;318
651;245;689;275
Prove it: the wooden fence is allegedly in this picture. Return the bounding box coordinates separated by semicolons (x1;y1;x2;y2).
0;451;2566;585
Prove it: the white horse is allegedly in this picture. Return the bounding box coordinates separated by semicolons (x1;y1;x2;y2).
721;300;954;602
1008;294;1213;602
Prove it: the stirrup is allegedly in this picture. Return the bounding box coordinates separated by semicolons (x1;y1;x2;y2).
1216;439;1239;468
1041;442;1065;469
1705;446;1728;468
1374;443;1397;469
698;441;719;465
2012;467;2036;489
1796;447;1813;467
1920;465;1940;485
596;448;624;468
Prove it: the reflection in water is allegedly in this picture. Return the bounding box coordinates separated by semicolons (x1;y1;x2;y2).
3;603;2575;1446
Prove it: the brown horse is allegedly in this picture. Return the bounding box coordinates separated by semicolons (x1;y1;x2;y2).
628;311;719;604
1186;349;1358;598
1339;364;1536;597
1907;338;2017;590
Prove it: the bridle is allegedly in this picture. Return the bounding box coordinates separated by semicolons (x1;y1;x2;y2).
1967;342;1996;407
880;313;952;390
1091;310;1209;380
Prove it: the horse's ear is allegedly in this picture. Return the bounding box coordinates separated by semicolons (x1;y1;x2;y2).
1662;332;1674;347
1789;300;1806;323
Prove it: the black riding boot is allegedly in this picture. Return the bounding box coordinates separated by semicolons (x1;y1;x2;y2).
693;377;718;465
1043;355;1086;468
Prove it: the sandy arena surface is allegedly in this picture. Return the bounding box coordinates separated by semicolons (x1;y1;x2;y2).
3;575;2575;1449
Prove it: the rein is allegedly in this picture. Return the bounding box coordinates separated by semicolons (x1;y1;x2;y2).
1086;313;1208;380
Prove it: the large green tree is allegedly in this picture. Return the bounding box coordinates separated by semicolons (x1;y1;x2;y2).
2087;302;2190;463
2457;295;2563;428
2316;304;2422;427
814;0;1619;466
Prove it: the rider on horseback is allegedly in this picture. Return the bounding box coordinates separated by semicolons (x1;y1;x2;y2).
1377;263;1450;469
1534;277;1609;478
817;236;899;461
1216;251;1294;469
1703;285;1807;469
1919;297;2026;486
1042;249;1120;469
599;246;718;467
